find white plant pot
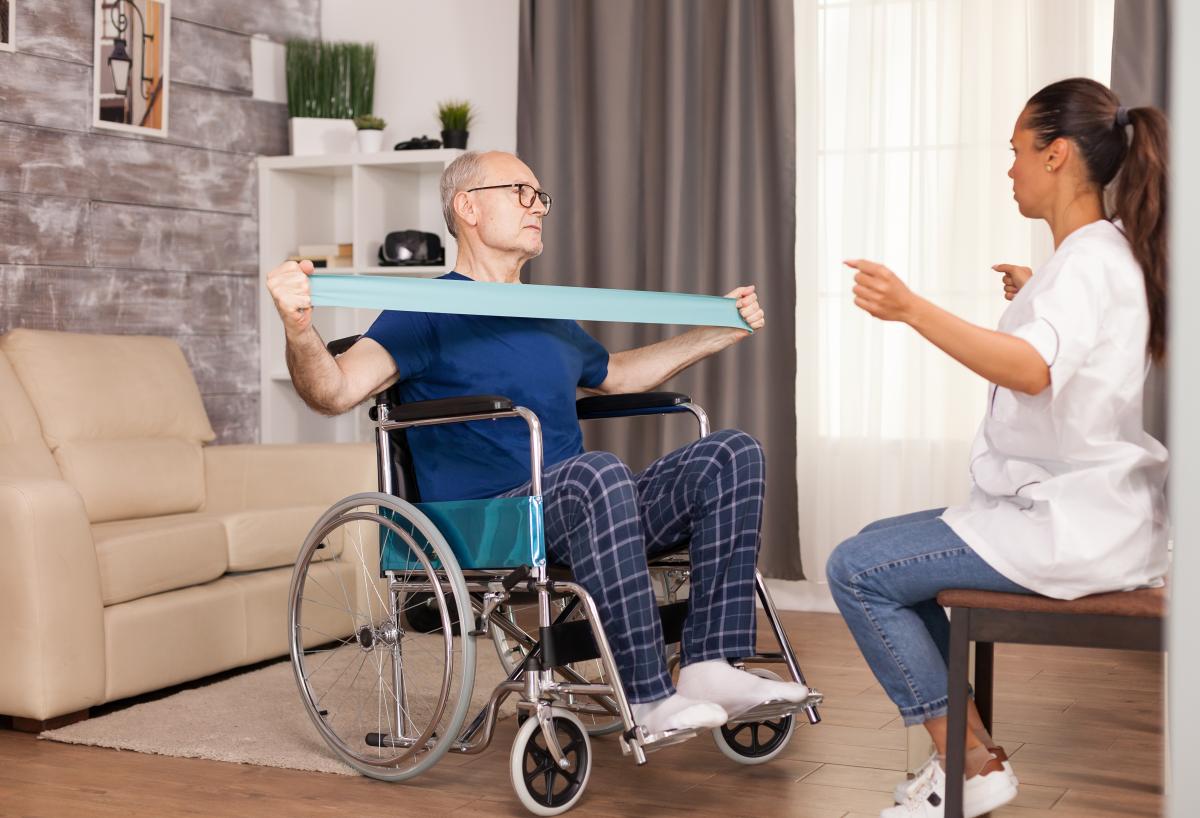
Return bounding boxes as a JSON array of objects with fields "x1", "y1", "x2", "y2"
[
  {"x1": 288, "y1": 117, "x2": 356, "y2": 156},
  {"x1": 356, "y1": 129, "x2": 385, "y2": 153}
]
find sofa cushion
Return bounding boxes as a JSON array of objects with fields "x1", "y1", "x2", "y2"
[
  {"x1": 58, "y1": 438, "x2": 207, "y2": 524},
  {"x1": 1, "y1": 329, "x2": 216, "y2": 522},
  {"x1": 92, "y1": 513, "x2": 228, "y2": 606},
  {"x1": 218, "y1": 505, "x2": 332, "y2": 571},
  {"x1": 0, "y1": 352, "x2": 61, "y2": 480}
]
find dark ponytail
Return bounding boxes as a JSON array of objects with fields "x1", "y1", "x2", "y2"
[{"x1": 1025, "y1": 78, "x2": 1169, "y2": 363}]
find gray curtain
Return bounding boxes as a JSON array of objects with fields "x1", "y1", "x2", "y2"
[
  {"x1": 517, "y1": 0, "x2": 802, "y2": 579},
  {"x1": 1111, "y1": 0, "x2": 1170, "y2": 445}
]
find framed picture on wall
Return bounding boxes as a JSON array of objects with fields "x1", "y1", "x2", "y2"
[
  {"x1": 1, "y1": 0, "x2": 15, "y2": 52},
  {"x1": 92, "y1": 0, "x2": 170, "y2": 136}
]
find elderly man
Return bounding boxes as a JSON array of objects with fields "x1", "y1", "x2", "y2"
[{"x1": 266, "y1": 150, "x2": 806, "y2": 734}]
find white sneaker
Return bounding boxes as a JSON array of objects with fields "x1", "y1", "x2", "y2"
[
  {"x1": 881, "y1": 759, "x2": 1018, "y2": 818},
  {"x1": 992, "y1": 746, "x2": 1019, "y2": 786},
  {"x1": 893, "y1": 752, "x2": 938, "y2": 804},
  {"x1": 893, "y1": 749, "x2": 1017, "y2": 803}
]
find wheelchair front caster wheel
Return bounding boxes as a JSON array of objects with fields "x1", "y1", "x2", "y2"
[
  {"x1": 510, "y1": 708, "x2": 592, "y2": 816},
  {"x1": 712, "y1": 669, "x2": 796, "y2": 765}
]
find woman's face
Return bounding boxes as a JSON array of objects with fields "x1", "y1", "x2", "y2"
[{"x1": 1007, "y1": 108, "x2": 1054, "y2": 219}]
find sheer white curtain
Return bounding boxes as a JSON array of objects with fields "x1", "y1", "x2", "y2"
[{"x1": 785, "y1": 0, "x2": 1114, "y2": 608}]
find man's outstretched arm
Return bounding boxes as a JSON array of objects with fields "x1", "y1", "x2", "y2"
[
  {"x1": 267, "y1": 259, "x2": 399, "y2": 415},
  {"x1": 588, "y1": 285, "x2": 765, "y2": 395}
]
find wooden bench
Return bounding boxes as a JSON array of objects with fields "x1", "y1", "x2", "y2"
[{"x1": 936, "y1": 584, "x2": 1167, "y2": 818}]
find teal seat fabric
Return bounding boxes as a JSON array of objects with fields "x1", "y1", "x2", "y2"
[{"x1": 379, "y1": 496, "x2": 546, "y2": 572}]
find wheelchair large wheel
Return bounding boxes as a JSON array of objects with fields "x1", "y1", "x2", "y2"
[
  {"x1": 509, "y1": 708, "x2": 592, "y2": 816},
  {"x1": 491, "y1": 599, "x2": 624, "y2": 736},
  {"x1": 711, "y1": 669, "x2": 796, "y2": 765},
  {"x1": 288, "y1": 492, "x2": 476, "y2": 781}
]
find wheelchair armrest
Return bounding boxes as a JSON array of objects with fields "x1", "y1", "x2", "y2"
[
  {"x1": 327, "y1": 335, "x2": 362, "y2": 356},
  {"x1": 369, "y1": 395, "x2": 515, "y2": 424},
  {"x1": 576, "y1": 392, "x2": 692, "y2": 420}
]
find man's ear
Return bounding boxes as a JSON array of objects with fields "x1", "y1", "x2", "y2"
[{"x1": 453, "y1": 190, "x2": 478, "y2": 231}]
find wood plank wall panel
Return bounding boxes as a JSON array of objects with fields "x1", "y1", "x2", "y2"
[
  {"x1": 203, "y1": 393, "x2": 260, "y2": 444},
  {"x1": 170, "y1": 85, "x2": 289, "y2": 156},
  {"x1": 0, "y1": 123, "x2": 255, "y2": 214},
  {"x1": 0, "y1": 53, "x2": 92, "y2": 131},
  {"x1": 13, "y1": 0, "x2": 93, "y2": 64},
  {"x1": 172, "y1": 21, "x2": 253, "y2": 95},
  {"x1": 89, "y1": 202, "x2": 259, "y2": 275},
  {"x1": 0, "y1": 194, "x2": 91, "y2": 266},
  {"x1": 173, "y1": 0, "x2": 319, "y2": 41},
  {"x1": 176, "y1": 333, "x2": 260, "y2": 396},
  {"x1": 0, "y1": 0, "x2": 318, "y2": 444},
  {"x1": 0, "y1": 266, "x2": 256, "y2": 336}
]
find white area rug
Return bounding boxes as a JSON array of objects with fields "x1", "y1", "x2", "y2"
[{"x1": 41, "y1": 638, "x2": 514, "y2": 776}]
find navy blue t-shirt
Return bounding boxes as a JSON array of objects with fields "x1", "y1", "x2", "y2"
[{"x1": 363, "y1": 272, "x2": 610, "y2": 501}]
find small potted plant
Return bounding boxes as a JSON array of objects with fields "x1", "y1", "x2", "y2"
[
  {"x1": 354, "y1": 114, "x2": 386, "y2": 152},
  {"x1": 437, "y1": 99, "x2": 474, "y2": 149}
]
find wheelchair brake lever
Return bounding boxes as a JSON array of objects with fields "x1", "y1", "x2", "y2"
[
  {"x1": 469, "y1": 566, "x2": 534, "y2": 636},
  {"x1": 467, "y1": 581, "x2": 510, "y2": 637}
]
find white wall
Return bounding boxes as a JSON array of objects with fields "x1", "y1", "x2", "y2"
[
  {"x1": 1169, "y1": 0, "x2": 1199, "y2": 812},
  {"x1": 321, "y1": 0, "x2": 520, "y2": 154}
]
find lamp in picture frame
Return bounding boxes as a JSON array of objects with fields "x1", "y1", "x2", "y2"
[
  {"x1": 102, "y1": 0, "x2": 154, "y2": 99},
  {"x1": 107, "y1": 35, "x2": 132, "y2": 95},
  {"x1": 92, "y1": 0, "x2": 170, "y2": 136}
]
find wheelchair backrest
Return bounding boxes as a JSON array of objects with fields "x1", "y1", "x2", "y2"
[
  {"x1": 381, "y1": 384, "x2": 422, "y2": 502},
  {"x1": 327, "y1": 335, "x2": 422, "y2": 503}
]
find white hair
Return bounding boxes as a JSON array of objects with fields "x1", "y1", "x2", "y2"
[{"x1": 440, "y1": 151, "x2": 489, "y2": 238}]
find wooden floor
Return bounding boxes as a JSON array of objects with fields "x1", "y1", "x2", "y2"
[{"x1": 0, "y1": 611, "x2": 1164, "y2": 818}]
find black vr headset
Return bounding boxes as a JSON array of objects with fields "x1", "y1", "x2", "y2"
[{"x1": 378, "y1": 230, "x2": 445, "y2": 266}]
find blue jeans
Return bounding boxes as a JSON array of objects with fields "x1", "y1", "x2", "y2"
[{"x1": 825, "y1": 508, "x2": 1032, "y2": 726}]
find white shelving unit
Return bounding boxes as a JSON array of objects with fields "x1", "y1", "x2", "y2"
[{"x1": 257, "y1": 149, "x2": 462, "y2": 444}]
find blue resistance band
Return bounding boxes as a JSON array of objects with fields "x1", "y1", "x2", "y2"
[{"x1": 309, "y1": 275, "x2": 752, "y2": 331}]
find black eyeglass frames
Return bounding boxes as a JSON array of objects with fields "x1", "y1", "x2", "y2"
[{"x1": 466, "y1": 183, "x2": 552, "y2": 214}]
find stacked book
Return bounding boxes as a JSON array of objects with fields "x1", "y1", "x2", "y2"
[{"x1": 289, "y1": 243, "x2": 352, "y2": 269}]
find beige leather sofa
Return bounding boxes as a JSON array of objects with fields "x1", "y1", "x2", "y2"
[{"x1": 0, "y1": 329, "x2": 373, "y2": 727}]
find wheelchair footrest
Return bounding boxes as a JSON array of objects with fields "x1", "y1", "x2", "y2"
[
  {"x1": 633, "y1": 724, "x2": 704, "y2": 754},
  {"x1": 725, "y1": 690, "x2": 824, "y2": 726}
]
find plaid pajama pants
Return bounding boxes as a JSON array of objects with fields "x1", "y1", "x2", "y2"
[{"x1": 500, "y1": 428, "x2": 766, "y2": 702}]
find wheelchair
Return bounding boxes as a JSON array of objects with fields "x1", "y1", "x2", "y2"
[{"x1": 287, "y1": 336, "x2": 823, "y2": 816}]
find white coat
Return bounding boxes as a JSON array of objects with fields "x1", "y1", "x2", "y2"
[{"x1": 942, "y1": 219, "x2": 1169, "y2": 600}]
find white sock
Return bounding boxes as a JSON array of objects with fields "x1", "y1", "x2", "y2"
[
  {"x1": 631, "y1": 693, "x2": 728, "y2": 734},
  {"x1": 675, "y1": 660, "x2": 809, "y2": 719}
]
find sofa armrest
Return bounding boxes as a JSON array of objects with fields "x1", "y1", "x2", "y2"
[
  {"x1": 0, "y1": 478, "x2": 106, "y2": 720},
  {"x1": 201, "y1": 443, "x2": 376, "y2": 514}
]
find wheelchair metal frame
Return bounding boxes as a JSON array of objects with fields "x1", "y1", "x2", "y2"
[
  {"x1": 290, "y1": 333, "x2": 824, "y2": 813},
  {"x1": 366, "y1": 392, "x2": 822, "y2": 767}
]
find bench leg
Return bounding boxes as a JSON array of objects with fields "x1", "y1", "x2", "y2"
[
  {"x1": 976, "y1": 640, "x2": 994, "y2": 735},
  {"x1": 946, "y1": 606, "x2": 971, "y2": 818}
]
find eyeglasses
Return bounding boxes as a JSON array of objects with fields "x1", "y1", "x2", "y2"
[{"x1": 466, "y1": 183, "x2": 553, "y2": 214}]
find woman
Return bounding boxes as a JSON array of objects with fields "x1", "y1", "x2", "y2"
[{"x1": 827, "y1": 77, "x2": 1169, "y2": 818}]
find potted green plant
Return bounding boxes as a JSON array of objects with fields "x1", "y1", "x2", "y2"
[
  {"x1": 354, "y1": 114, "x2": 386, "y2": 152},
  {"x1": 437, "y1": 99, "x2": 474, "y2": 150},
  {"x1": 285, "y1": 40, "x2": 376, "y2": 155}
]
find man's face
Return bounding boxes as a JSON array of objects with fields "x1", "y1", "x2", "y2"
[{"x1": 466, "y1": 154, "x2": 548, "y2": 259}]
